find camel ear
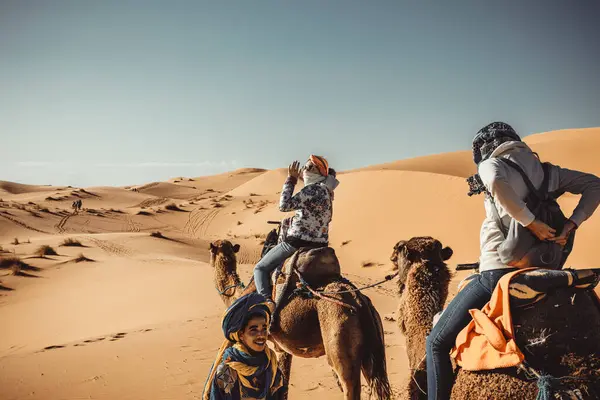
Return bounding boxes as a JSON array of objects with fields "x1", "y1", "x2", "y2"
[
  {"x1": 441, "y1": 246, "x2": 453, "y2": 261},
  {"x1": 233, "y1": 244, "x2": 240, "y2": 253}
]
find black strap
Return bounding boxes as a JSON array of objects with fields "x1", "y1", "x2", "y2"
[
  {"x1": 499, "y1": 158, "x2": 544, "y2": 201},
  {"x1": 488, "y1": 158, "x2": 549, "y2": 235},
  {"x1": 489, "y1": 196, "x2": 507, "y2": 236}
]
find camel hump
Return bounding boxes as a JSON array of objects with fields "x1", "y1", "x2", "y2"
[{"x1": 294, "y1": 247, "x2": 341, "y2": 285}]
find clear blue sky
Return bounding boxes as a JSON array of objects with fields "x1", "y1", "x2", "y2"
[{"x1": 1, "y1": 1, "x2": 599, "y2": 186}]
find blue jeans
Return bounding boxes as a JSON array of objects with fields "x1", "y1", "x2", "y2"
[
  {"x1": 425, "y1": 268, "x2": 515, "y2": 400},
  {"x1": 254, "y1": 241, "x2": 297, "y2": 298}
]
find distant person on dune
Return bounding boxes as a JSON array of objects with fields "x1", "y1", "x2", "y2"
[
  {"x1": 253, "y1": 155, "x2": 339, "y2": 312},
  {"x1": 203, "y1": 293, "x2": 287, "y2": 400},
  {"x1": 425, "y1": 121, "x2": 600, "y2": 400}
]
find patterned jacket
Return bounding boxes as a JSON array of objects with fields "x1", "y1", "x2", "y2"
[
  {"x1": 211, "y1": 363, "x2": 286, "y2": 400},
  {"x1": 279, "y1": 177, "x2": 332, "y2": 244}
]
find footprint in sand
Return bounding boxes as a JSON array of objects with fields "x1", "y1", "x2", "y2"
[
  {"x1": 110, "y1": 332, "x2": 127, "y2": 341},
  {"x1": 43, "y1": 345, "x2": 65, "y2": 351},
  {"x1": 84, "y1": 337, "x2": 106, "y2": 343}
]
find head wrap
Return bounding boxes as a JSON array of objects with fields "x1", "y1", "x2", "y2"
[
  {"x1": 309, "y1": 155, "x2": 329, "y2": 177},
  {"x1": 222, "y1": 293, "x2": 271, "y2": 342},
  {"x1": 203, "y1": 293, "x2": 278, "y2": 399},
  {"x1": 467, "y1": 122, "x2": 521, "y2": 196},
  {"x1": 472, "y1": 122, "x2": 521, "y2": 165}
]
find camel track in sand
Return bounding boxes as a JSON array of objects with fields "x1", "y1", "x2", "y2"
[
  {"x1": 126, "y1": 215, "x2": 141, "y2": 233},
  {"x1": 184, "y1": 208, "x2": 220, "y2": 238},
  {"x1": 55, "y1": 213, "x2": 73, "y2": 233},
  {"x1": 0, "y1": 212, "x2": 51, "y2": 234},
  {"x1": 236, "y1": 246, "x2": 262, "y2": 265},
  {"x1": 85, "y1": 236, "x2": 132, "y2": 257},
  {"x1": 134, "y1": 197, "x2": 169, "y2": 209}
]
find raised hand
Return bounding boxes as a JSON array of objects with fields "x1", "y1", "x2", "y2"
[{"x1": 288, "y1": 161, "x2": 301, "y2": 179}]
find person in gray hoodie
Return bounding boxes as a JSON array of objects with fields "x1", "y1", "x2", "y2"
[{"x1": 425, "y1": 122, "x2": 600, "y2": 400}]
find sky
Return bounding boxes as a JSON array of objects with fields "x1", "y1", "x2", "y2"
[{"x1": 1, "y1": 0, "x2": 599, "y2": 187}]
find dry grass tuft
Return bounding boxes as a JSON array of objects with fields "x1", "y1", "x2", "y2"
[
  {"x1": 35, "y1": 245, "x2": 58, "y2": 257},
  {"x1": 0, "y1": 256, "x2": 32, "y2": 275},
  {"x1": 165, "y1": 203, "x2": 184, "y2": 212},
  {"x1": 74, "y1": 253, "x2": 94, "y2": 263},
  {"x1": 60, "y1": 238, "x2": 83, "y2": 247},
  {"x1": 150, "y1": 231, "x2": 165, "y2": 238}
]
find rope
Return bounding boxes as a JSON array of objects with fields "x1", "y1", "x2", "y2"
[
  {"x1": 311, "y1": 272, "x2": 399, "y2": 295},
  {"x1": 517, "y1": 362, "x2": 584, "y2": 400},
  {"x1": 216, "y1": 274, "x2": 245, "y2": 297},
  {"x1": 293, "y1": 269, "x2": 357, "y2": 313},
  {"x1": 411, "y1": 354, "x2": 427, "y2": 396},
  {"x1": 536, "y1": 374, "x2": 561, "y2": 400}
]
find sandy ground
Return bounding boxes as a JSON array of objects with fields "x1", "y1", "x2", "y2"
[{"x1": 1, "y1": 128, "x2": 600, "y2": 399}]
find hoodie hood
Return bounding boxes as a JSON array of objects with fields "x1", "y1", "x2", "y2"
[{"x1": 488, "y1": 140, "x2": 531, "y2": 159}]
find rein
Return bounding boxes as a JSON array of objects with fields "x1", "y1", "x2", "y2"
[
  {"x1": 292, "y1": 267, "x2": 399, "y2": 313},
  {"x1": 216, "y1": 273, "x2": 245, "y2": 297}
]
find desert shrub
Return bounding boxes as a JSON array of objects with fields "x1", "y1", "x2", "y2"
[
  {"x1": 35, "y1": 245, "x2": 58, "y2": 257},
  {"x1": 74, "y1": 253, "x2": 94, "y2": 263},
  {"x1": 0, "y1": 257, "x2": 29, "y2": 275},
  {"x1": 165, "y1": 203, "x2": 183, "y2": 212},
  {"x1": 60, "y1": 238, "x2": 83, "y2": 247}
]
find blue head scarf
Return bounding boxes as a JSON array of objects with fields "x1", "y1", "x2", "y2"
[
  {"x1": 221, "y1": 293, "x2": 271, "y2": 342},
  {"x1": 203, "y1": 294, "x2": 283, "y2": 400}
]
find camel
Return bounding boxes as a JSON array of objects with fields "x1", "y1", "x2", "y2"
[
  {"x1": 390, "y1": 237, "x2": 453, "y2": 399},
  {"x1": 210, "y1": 239, "x2": 392, "y2": 400},
  {"x1": 391, "y1": 236, "x2": 600, "y2": 400}
]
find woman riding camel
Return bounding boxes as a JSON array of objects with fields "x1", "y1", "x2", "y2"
[
  {"x1": 253, "y1": 155, "x2": 339, "y2": 311},
  {"x1": 203, "y1": 293, "x2": 287, "y2": 400},
  {"x1": 425, "y1": 121, "x2": 600, "y2": 400}
]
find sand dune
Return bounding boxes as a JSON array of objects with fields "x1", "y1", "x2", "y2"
[
  {"x1": 0, "y1": 181, "x2": 66, "y2": 195},
  {"x1": 1, "y1": 127, "x2": 600, "y2": 399},
  {"x1": 348, "y1": 150, "x2": 476, "y2": 178}
]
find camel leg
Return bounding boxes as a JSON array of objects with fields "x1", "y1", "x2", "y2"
[
  {"x1": 276, "y1": 349, "x2": 293, "y2": 400},
  {"x1": 320, "y1": 314, "x2": 362, "y2": 400}
]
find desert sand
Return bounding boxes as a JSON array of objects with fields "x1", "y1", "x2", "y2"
[{"x1": 1, "y1": 127, "x2": 599, "y2": 400}]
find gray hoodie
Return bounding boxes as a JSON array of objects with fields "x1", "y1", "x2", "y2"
[{"x1": 478, "y1": 141, "x2": 600, "y2": 271}]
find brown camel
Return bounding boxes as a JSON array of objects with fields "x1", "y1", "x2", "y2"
[
  {"x1": 210, "y1": 239, "x2": 391, "y2": 400},
  {"x1": 391, "y1": 236, "x2": 600, "y2": 400},
  {"x1": 390, "y1": 237, "x2": 453, "y2": 399}
]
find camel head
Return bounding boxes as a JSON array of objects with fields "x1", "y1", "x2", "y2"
[
  {"x1": 390, "y1": 236, "x2": 453, "y2": 295},
  {"x1": 209, "y1": 239, "x2": 240, "y2": 272}
]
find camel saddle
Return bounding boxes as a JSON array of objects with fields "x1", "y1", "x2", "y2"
[{"x1": 270, "y1": 247, "x2": 341, "y2": 324}]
